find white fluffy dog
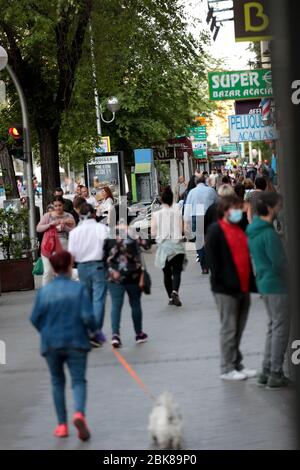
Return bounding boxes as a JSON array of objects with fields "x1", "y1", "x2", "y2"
[{"x1": 148, "y1": 392, "x2": 184, "y2": 449}]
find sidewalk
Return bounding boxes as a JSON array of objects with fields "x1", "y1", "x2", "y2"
[{"x1": 0, "y1": 249, "x2": 296, "y2": 450}]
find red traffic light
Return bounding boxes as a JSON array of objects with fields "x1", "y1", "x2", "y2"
[{"x1": 9, "y1": 126, "x2": 22, "y2": 140}]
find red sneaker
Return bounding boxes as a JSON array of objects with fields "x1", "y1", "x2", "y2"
[
  {"x1": 73, "y1": 412, "x2": 91, "y2": 441},
  {"x1": 53, "y1": 424, "x2": 69, "y2": 438}
]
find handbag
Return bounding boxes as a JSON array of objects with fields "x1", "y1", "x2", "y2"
[
  {"x1": 41, "y1": 227, "x2": 63, "y2": 258},
  {"x1": 32, "y1": 257, "x2": 44, "y2": 275},
  {"x1": 139, "y1": 255, "x2": 152, "y2": 295}
]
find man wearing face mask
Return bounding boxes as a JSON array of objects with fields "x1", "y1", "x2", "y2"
[{"x1": 206, "y1": 195, "x2": 257, "y2": 381}]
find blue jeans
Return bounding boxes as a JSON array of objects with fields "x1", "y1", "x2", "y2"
[
  {"x1": 45, "y1": 349, "x2": 88, "y2": 424},
  {"x1": 77, "y1": 261, "x2": 107, "y2": 330},
  {"x1": 108, "y1": 283, "x2": 143, "y2": 335}
]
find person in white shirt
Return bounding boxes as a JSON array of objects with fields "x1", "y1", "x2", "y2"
[
  {"x1": 151, "y1": 187, "x2": 186, "y2": 307},
  {"x1": 96, "y1": 186, "x2": 115, "y2": 225},
  {"x1": 184, "y1": 175, "x2": 218, "y2": 274},
  {"x1": 81, "y1": 186, "x2": 97, "y2": 208},
  {"x1": 208, "y1": 169, "x2": 218, "y2": 189},
  {"x1": 68, "y1": 203, "x2": 109, "y2": 347}
]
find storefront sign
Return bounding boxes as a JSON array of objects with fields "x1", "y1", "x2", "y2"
[
  {"x1": 235, "y1": 99, "x2": 261, "y2": 115},
  {"x1": 221, "y1": 143, "x2": 240, "y2": 153},
  {"x1": 229, "y1": 114, "x2": 277, "y2": 142},
  {"x1": 208, "y1": 69, "x2": 273, "y2": 101},
  {"x1": 233, "y1": 0, "x2": 272, "y2": 42},
  {"x1": 188, "y1": 126, "x2": 207, "y2": 141},
  {"x1": 95, "y1": 136, "x2": 111, "y2": 154},
  {"x1": 192, "y1": 141, "x2": 207, "y2": 159}
]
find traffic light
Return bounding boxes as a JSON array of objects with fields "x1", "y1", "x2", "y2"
[{"x1": 8, "y1": 126, "x2": 26, "y2": 161}]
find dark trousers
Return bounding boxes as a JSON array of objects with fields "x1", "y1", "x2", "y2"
[
  {"x1": 197, "y1": 247, "x2": 208, "y2": 271},
  {"x1": 45, "y1": 349, "x2": 88, "y2": 424},
  {"x1": 163, "y1": 254, "x2": 185, "y2": 298}
]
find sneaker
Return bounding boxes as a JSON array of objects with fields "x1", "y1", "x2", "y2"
[
  {"x1": 240, "y1": 368, "x2": 257, "y2": 379},
  {"x1": 136, "y1": 332, "x2": 148, "y2": 344},
  {"x1": 73, "y1": 412, "x2": 90, "y2": 441},
  {"x1": 168, "y1": 298, "x2": 174, "y2": 305},
  {"x1": 96, "y1": 330, "x2": 106, "y2": 344},
  {"x1": 111, "y1": 334, "x2": 122, "y2": 348},
  {"x1": 54, "y1": 423, "x2": 69, "y2": 438},
  {"x1": 171, "y1": 291, "x2": 182, "y2": 307},
  {"x1": 89, "y1": 335, "x2": 103, "y2": 348},
  {"x1": 257, "y1": 371, "x2": 270, "y2": 387},
  {"x1": 220, "y1": 370, "x2": 247, "y2": 381},
  {"x1": 266, "y1": 373, "x2": 291, "y2": 390}
]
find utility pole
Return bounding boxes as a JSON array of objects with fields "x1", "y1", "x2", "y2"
[
  {"x1": 6, "y1": 65, "x2": 36, "y2": 255},
  {"x1": 89, "y1": 24, "x2": 102, "y2": 137},
  {"x1": 0, "y1": 46, "x2": 36, "y2": 257}
]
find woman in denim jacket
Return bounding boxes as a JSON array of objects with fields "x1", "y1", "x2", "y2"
[{"x1": 31, "y1": 251, "x2": 96, "y2": 441}]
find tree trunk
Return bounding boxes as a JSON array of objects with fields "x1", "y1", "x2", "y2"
[
  {"x1": 37, "y1": 127, "x2": 61, "y2": 211},
  {"x1": 0, "y1": 143, "x2": 19, "y2": 200}
]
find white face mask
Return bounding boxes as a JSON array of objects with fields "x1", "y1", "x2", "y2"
[{"x1": 228, "y1": 208, "x2": 243, "y2": 224}]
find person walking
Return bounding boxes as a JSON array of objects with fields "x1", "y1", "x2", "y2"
[
  {"x1": 30, "y1": 251, "x2": 96, "y2": 441},
  {"x1": 68, "y1": 203, "x2": 109, "y2": 347},
  {"x1": 245, "y1": 176, "x2": 267, "y2": 223},
  {"x1": 174, "y1": 176, "x2": 187, "y2": 203},
  {"x1": 81, "y1": 186, "x2": 97, "y2": 208},
  {"x1": 204, "y1": 184, "x2": 235, "y2": 236},
  {"x1": 37, "y1": 196, "x2": 75, "y2": 286},
  {"x1": 103, "y1": 222, "x2": 150, "y2": 348},
  {"x1": 206, "y1": 195, "x2": 257, "y2": 381},
  {"x1": 246, "y1": 192, "x2": 290, "y2": 389},
  {"x1": 151, "y1": 187, "x2": 186, "y2": 307},
  {"x1": 181, "y1": 175, "x2": 197, "y2": 241},
  {"x1": 184, "y1": 175, "x2": 218, "y2": 273},
  {"x1": 96, "y1": 186, "x2": 115, "y2": 225},
  {"x1": 73, "y1": 196, "x2": 86, "y2": 225},
  {"x1": 53, "y1": 187, "x2": 74, "y2": 214}
]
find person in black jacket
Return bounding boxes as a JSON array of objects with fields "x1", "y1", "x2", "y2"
[
  {"x1": 103, "y1": 223, "x2": 151, "y2": 348},
  {"x1": 206, "y1": 195, "x2": 257, "y2": 381}
]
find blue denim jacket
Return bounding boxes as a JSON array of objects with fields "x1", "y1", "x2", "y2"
[{"x1": 31, "y1": 276, "x2": 97, "y2": 355}]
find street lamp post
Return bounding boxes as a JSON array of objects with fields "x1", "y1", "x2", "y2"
[
  {"x1": 0, "y1": 46, "x2": 36, "y2": 257},
  {"x1": 100, "y1": 96, "x2": 120, "y2": 124}
]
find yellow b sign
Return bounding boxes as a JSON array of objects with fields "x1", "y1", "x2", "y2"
[{"x1": 233, "y1": 0, "x2": 272, "y2": 42}]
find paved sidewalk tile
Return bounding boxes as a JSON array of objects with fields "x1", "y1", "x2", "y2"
[{"x1": 0, "y1": 250, "x2": 296, "y2": 449}]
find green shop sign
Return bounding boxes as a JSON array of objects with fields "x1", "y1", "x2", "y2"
[
  {"x1": 187, "y1": 125, "x2": 207, "y2": 141},
  {"x1": 208, "y1": 69, "x2": 273, "y2": 101}
]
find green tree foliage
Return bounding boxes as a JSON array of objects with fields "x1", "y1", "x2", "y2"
[
  {"x1": 0, "y1": 0, "x2": 93, "y2": 205},
  {"x1": 0, "y1": 0, "x2": 214, "y2": 205},
  {"x1": 0, "y1": 207, "x2": 30, "y2": 259},
  {"x1": 62, "y1": 0, "x2": 215, "y2": 168}
]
